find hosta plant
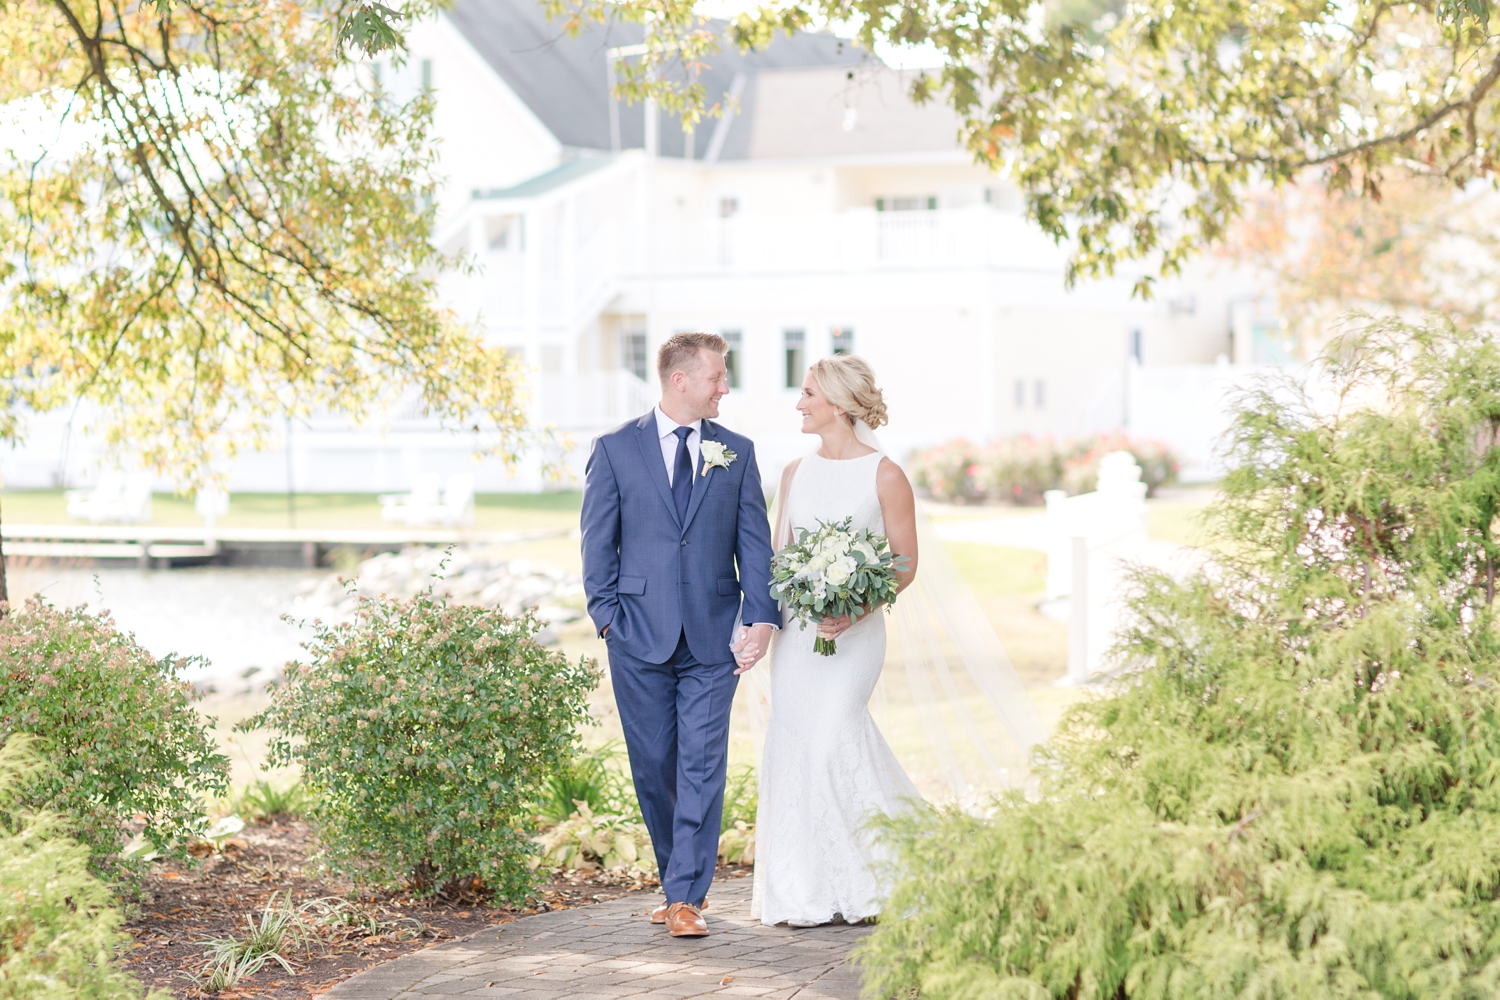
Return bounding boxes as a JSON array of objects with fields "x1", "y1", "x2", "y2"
[
  {"x1": 533, "y1": 801, "x2": 655, "y2": 879},
  {"x1": 0, "y1": 599, "x2": 228, "y2": 870},
  {"x1": 248, "y1": 594, "x2": 596, "y2": 901},
  {"x1": 717, "y1": 821, "x2": 755, "y2": 865},
  {"x1": 861, "y1": 322, "x2": 1500, "y2": 998}
]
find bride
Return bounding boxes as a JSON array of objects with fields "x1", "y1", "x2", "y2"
[{"x1": 743, "y1": 354, "x2": 923, "y2": 927}]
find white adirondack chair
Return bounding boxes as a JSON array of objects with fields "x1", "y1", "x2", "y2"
[
  {"x1": 380, "y1": 473, "x2": 443, "y2": 525},
  {"x1": 437, "y1": 473, "x2": 475, "y2": 526},
  {"x1": 65, "y1": 472, "x2": 153, "y2": 523},
  {"x1": 380, "y1": 473, "x2": 475, "y2": 526}
]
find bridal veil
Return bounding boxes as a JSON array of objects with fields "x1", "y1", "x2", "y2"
[{"x1": 742, "y1": 419, "x2": 1047, "y2": 806}]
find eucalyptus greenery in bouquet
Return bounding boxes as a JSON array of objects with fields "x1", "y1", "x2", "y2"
[{"x1": 770, "y1": 516, "x2": 908, "y2": 655}]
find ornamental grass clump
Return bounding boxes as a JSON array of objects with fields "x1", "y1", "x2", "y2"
[
  {"x1": 248, "y1": 593, "x2": 596, "y2": 901},
  {"x1": 861, "y1": 321, "x2": 1500, "y2": 998},
  {"x1": 0, "y1": 734, "x2": 166, "y2": 999},
  {"x1": 0, "y1": 599, "x2": 228, "y2": 871}
]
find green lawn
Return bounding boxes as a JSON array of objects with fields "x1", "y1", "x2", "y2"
[
  {"x1": 0, "y1": 489, "x2": 583, "y2": 533},
  {"x1": 1148, "y1": 499, "x2": 1213, "y2": 547}
]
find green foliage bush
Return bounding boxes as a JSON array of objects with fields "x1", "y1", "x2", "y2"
[
  {"x1": 533, "y1": 742, "x2": 637, "y2": 827},
  {"x1": 862, "y1": 323, "x2": 1500, "y2": 998},
  {"x1": 721, "y1": 763, "x2": 757, "y2": 832},
  {"x1": 0, "y1": 734, "x2": 166, "y2": 999},
  {"x1": 0, "y1": 599, "x2": 228, "y2": 869},
  {"x1": 249, "y1": 594, "x2": 597, "y2": 901},
  {"x1": 909, "y1": 433, "x2": 1180, "y2": 504},
  {"x1": 237, "y1": 780, "x2": 310, "y2": 822}
]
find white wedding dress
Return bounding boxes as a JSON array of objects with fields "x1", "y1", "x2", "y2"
[{"x1": 751, "y1": 450, "x2": 922, "y2": 926}]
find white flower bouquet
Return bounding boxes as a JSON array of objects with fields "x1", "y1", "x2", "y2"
[{"x1": 769, "y1": 516, "x2": 908, "y2": 655}]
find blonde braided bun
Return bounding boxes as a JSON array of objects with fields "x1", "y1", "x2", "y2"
[{"x1": 809, "y1": 355, "x2": 888, "y2": 430}]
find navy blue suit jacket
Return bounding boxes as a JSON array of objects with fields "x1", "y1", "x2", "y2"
[{"x1": 581, "y1": 412, "x2": 779, "y2": 666}]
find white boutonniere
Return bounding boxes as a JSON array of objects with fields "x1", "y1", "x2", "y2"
[{"x1": 700, "y1": 440, "x2": 737, "y2": 476}]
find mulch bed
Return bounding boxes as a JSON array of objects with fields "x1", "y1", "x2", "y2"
[{"x1": 124, "y1": 817, "x2": 751, "y2": 999}]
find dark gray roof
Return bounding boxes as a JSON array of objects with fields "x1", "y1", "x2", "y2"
[{"x1": 445, "y1": 0, "x2": 866, "y2": 158}]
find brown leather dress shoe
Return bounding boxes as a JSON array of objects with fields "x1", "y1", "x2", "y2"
[
  {"x1": 664, "y1": 901, "x2": 709, "y2": 937},
  {"x1": 651, "y1": 902, "x2": 669, "y2": 924}
]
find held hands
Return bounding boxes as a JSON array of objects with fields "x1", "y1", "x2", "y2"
[{"x1": 732, "y1": 622, "x2": 774, "y2": 674}]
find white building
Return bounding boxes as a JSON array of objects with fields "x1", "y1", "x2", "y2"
[
  {"x1": 412, "y1": 0, "x2": 1267, "y2": 482},
  {"x1": 1, "y1": 0, "x2": 1272, "y2": 494}
]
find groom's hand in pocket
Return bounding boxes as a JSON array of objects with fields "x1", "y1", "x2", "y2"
[{"x1": 732, "y1": 623, "x2": 774, "y2": 674}]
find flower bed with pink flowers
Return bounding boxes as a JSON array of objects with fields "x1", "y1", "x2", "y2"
[{"x1": 908, "y1": 433, "x2": 1180, "y2": 504}]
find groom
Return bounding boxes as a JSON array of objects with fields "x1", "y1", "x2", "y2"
[{"x1": 580, "y1": 332, "x2": 779, "y2": 938}]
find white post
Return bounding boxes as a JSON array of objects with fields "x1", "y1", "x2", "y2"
[
  {"x1": 1068, "y1": 535, "x2": 1090, "y2": 684},
  {"x1": 1060, "y1": 452, "x2": 1149, "y2": 684},
  {"x1": 606, "y1": 51, "x2": 620, "y2": 154},
  {"x1": 1044, "y1": 488, "x2": 1070, "y2": 602}
]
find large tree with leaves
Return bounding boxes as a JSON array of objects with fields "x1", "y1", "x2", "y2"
[
  {"x1": 0, "y1": 0, "x2": 529, "y2": 601},
  {"x1": 355, "y1": 0, "x2": 1500, "y2": 294},
  {"x1": 1222, "y1": 176, "x2": 1500, "y2": 351}
]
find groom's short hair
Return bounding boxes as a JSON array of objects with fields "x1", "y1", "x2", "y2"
[{"x1": 657, "y1": 332, "x2": 728, "y2": 386}]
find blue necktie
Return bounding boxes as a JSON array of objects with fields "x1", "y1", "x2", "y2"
[{"x1": 672, "y1": 425, "x2": 693, "y2": 522}]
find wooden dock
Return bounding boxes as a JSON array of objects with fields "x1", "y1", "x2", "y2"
[{"x1": 0, "y1": 524, "x2": 570, "y2": 568}]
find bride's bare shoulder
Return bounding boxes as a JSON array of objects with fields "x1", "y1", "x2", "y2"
[
  {"x1": 876, "y1": 457, "x2": 914, "y2": 504},
  {"x1": 876, "y1": 456, "x2": 911, "y2": 489}
]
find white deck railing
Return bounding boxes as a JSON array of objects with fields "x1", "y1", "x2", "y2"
[
  {"x1": 462, "y1": 207, "x2": 1068, "y2": 331},
  {"x1": 648, "y1": 209, "x2": 1062, "y2": 275}
]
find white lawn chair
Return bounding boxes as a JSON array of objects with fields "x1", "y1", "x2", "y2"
[
  {"x1": 195, "y1": 488, "x2": 230, "y2": 534},
  {"x1": 65, "y1": 472, "x2": 153, "y2": 523},
  {"x1": 380, "y1": 473, "x2": 443, "y2": 525},
  {"x1": 437, "y1": 473, "x2": 475, "y2": 526}
]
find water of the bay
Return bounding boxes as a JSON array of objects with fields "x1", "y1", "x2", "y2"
[{"x1": 9, "y1": 563, "x2": 321, "y2": 690}]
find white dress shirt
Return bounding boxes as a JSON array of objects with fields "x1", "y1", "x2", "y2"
[
  {"x1": 651, "y1": 406, "x2": 775, "y2": 633},
  {"x1": 654, "y1": 406, "x2": 701, "y2": 486}
]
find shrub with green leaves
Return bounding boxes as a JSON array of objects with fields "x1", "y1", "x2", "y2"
[
  {"x1": 862, "y1": 322, "x2": 1500, "y2": 998},
  {"x1": 533, "y1": 742, "x2": 637, "y2": 828},
  {"x1": 0, "y1": 734, "x2": 167, "y2": 999},
  {"x1": 720, "y1": 763, "x2": 757, "y2": 832},
  {"x1": 0, "y1": 599, "x2": 228, "y2": 869},
  {"x1": 249, "y1": 594, "x2": 597, "y2": 900}
]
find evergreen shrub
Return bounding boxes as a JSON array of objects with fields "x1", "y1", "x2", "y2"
[
  {"x1": 0, "y1": 599, "x2": 228, "y2": 870},
  {"x1": 863, "y1": 322, "x2": 1500, "y2": 998},
  {"x1": 249, "y1": 593, "x2": 597, "y2": 901},
  {"x1": 0, "y1": 734, "x2": 167, "y2": 999}
]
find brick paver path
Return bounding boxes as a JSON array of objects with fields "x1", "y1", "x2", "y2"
[{"x1": 326, "y1": 876, "x2": 870, "y2": 999}]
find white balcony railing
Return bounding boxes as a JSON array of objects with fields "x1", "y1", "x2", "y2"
[
  {"x1": 458, "y1": 205, "x2": 1067, "y2": 335},
  {"x1": 647, "y1": 209, "x2": 1063, "y2": 275}
]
